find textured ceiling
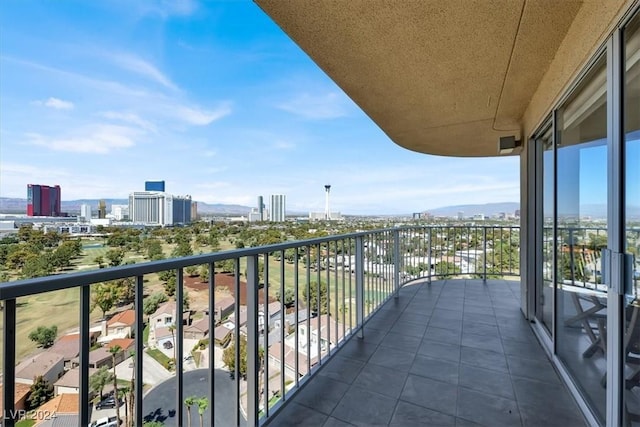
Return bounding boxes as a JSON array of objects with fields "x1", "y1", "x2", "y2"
[{"x1": 255, "y1": 0, "x2": 583, "y2": 157}]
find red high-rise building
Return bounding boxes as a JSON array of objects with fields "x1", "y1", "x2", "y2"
[{"x1": 27, "y1": 184, "x2": 61, "y2": 216}]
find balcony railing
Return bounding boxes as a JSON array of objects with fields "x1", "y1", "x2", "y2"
[{"x1": 0, "y1": 225, "x2": 520, "y2": 427}]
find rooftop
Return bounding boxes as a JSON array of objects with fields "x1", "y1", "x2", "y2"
[
  {"x1": 15, "y1": 352, "x2": 64, "y2": 381},
  {"x1": 107, "y1": 309, "x2": 136, "y2": 327}
]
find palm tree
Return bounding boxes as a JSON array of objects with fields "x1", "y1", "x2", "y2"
[
  {"x1": 118, "y1": 386, "x2": 129, "y2": 427},
  {"x1": 184, "y1": 395, "x2": 197, "y2": 427},
  {"x1": 197, "y1": 397, "x2": 209, "y2": 427},
  {"x1": 109, "y1": 344, "x2": 123, "y2": 424},
  {"x1": 168, "y1": 324, "x2": 176, "y2": 364},
  {"x1": 128, "y1": 350, "x2": 135, "y2": 427},
  {"x1": 89, "y1": 366, "x2": 113, "y2": 400}
]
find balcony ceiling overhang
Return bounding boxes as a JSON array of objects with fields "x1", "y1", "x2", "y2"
[{"x1": 255, "y1": 0, "x2": 583, "y2": 157}]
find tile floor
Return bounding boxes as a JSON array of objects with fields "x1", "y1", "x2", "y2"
[{"x1": 267, "y1": 279, "x2": 587, "y2": 427}]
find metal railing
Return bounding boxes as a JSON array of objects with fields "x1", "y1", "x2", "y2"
[{"x1": 0, "y1": 225, "x2": 520, "y2": 426}]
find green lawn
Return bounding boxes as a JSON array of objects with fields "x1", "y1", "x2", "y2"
[
  {"x1": 146, "y1": 348, "x2": 173, "y2": 370},
  {"x1": 16, "y1": 420, "x2": 35, "y2": 427}
]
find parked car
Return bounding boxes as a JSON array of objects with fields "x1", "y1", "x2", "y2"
[
  {"x1": 89, "y1": 416, "x2": 119, "y2": 427},
  {"x1": 95, "y1": 396, "x2": 121, "y2": 410}
]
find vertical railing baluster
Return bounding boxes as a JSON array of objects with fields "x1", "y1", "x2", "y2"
[
  {"x1": 294, "y1": 248, "x2": 300, "y2": 388},
  {"x1": 264, "y1": 254, "x2": 270, "y2": 418},
  {"x1": 281, "y1": 251, "x2": 287, "y2": 400},
  {"x1": 135, "y1": 275, "x2": 144, "y2": 427},
  {"x1": 334, "y1": 241, "x2": 339, "y2": 349},
  {"x1": 326, "y1": 243, "x2": 331, "y2": 358},
  {"x1": 306, "y1": 246, "x2": 311, "y2": 378},
  {"x1": 355, "y1": 236, "x2": 364, "y2": 338},
  {"x1": 176, "y1": 268, "x2": 184, "y2": 427},
  {"x1": 3, "y1": 298, "x2": 16, "y2": 427},
  {"x1": 209, "y1": 262, "x2": 216, "y2": 425},
  {"x1": 316, "y1": 244, "x2": 322, "y2": 366},
  {"x1": 246, "y1": 255, "x2": 260, "y2": 426},
  {"x1": 234, "y1": 259, "x2": 241, "y2": 427},
  {"x1": 428, "y1": 228, "x2": 432, "y2": 284},
  {"x1": 394, "y1": 229, "x2": 400, "y2": 298},
  {"x1": 483, "y1": 227, "x2": 487, "y2": 282},
  {"x1": 80, "y1": 286, "x2": 90, "y2": 427},
  {"x1": 348, "y1": 239, "x2": 353, "y2": 334}
]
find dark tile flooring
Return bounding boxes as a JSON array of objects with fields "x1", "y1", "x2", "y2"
[{"x1": 267, "y1": 279, "x2": 587, "y2": 427}]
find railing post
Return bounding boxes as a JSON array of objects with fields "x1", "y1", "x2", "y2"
[
  {"x1": 135, "y1": 276, "x2": 144, "y2": 427},
  {"x1": 569, "y1": 228, "x2": 576, "y2": 286},
  {"x1": 79, "y1": 286, "x2": 90, "y2": 427},
  {"x1": 246, "y1": 255, "x2": 260, "y2": 425},
  {"x1": 393, "y1": 229, "x2": 400, "y2": 298},
  {"x1": 483, "y1": 227, "x2": 487, "y2": 283},
  {"x1": 3, "y1": 298, "x2": 16, "y2": 427},
  {"x1": 355, "y1": 236, "x2": 365, "y2": 338},
  {"x1": 175, "y1": 268, "x2": 184, "y2": 427},
  {"x1": 427, "y1": 228, "x2": 432, "y2": 284}
]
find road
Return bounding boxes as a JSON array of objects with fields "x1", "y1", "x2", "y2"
[{"x1": 142, "y1": 369, "x2": 240, "y2": 426}]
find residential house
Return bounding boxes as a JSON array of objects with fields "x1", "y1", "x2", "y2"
[
  {"x1": 269, "y1": 315, "x2": 344, "y2": 380},
  {"x1": 0, "y1": 383, "x2": 31, "y2": 418},
  {"x1": 98, "y1": 309, "x2": 136, "y2": 343},
  {"x1": 258, "y1": 301, "x2": 281, "y2": 333},
  {"x1": 148, "y1": 302, "x2": 191, "y2": 348},
  {"x1": 34, "y1": 394, "x2": 79, "y2": 426},
  {"x1": 213, "y1": 324, "x2": 233, "y2": 347},
  {"x1": 213, "y1": 296, "x2": 235, "y2": 322},
  {"x1": 48, "y1": 331, "x2": 100, "y2": 369},
  {"x1": 71, "y1": 344, "x2": 127, "y2": 369},
  {"x1": 15, "y1": 352, "x2": 65, "y2": 386},
  {"x1": 53, "y1": 367, "x2": 98, "y2": 395},
  {"x1": 184, "y1": 316, "x2": 210, "y2": 340}
]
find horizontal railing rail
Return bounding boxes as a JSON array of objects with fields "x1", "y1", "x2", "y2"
[{"x1": 0, "y1": 225, "x2": 523, "y2": 427}]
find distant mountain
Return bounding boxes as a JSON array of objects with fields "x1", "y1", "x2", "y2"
[
  {"x1": 426, "y1": 202, "x2": 519, "y2": 218},
  {"x1": 0, "y1": 197, "x2": 252, "y2": 216}
]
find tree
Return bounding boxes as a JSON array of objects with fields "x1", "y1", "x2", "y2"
[
  {"x1": 92, "y1": 283, "x2": 118, "y2": 319},
  {"x1": 27, "y1": 376, "x2": 54, "y2": 409},
  {"x1": 143, "y1": 422, "x2": 164, "y2": 427},
  {"x1": 143, "y1": 292, "x2": 168, "y2": 316},
  {"x1": 95, "y1": 255, "x2": 105, "y2": 269},
  {"x1": 303, "y1": 281, "x2": 329, "y2": 315},
  {"x1": 28, "y1": 325, "x2": 57, "y2": 348},
  {"x1": 164, "y1": 276, "x2": 176, "y2": 297},
  {"x1": 215, "y1": 259, "x2": 235, "y2": 273},
  {"x1": 90, "y1": 366, "x2": 113, "y2": 400},
  {"x1": 168, "y1": 324, "x2": 177, "y2": 363},
  {"x1": 184, "y1": 396, "x2": 197, "y2": 427},
  {"x1": 222, "y1": 336, "x2": 247, "y2": 378},
  {"x1": 184, "y1": 292, "x2": 191, "y2": 311},
  {"x1": 199, "y1": 264, "x2": 210, "y2": 282},
  {"x1": 197, "y1": 397, "x2": 209, "y2": 427},
  {"x1": 106, "y1": 248, "x2": 125, "y2": 267},
  {"x1": 275, "y1": 288, "x2": 295, "y2": 307},
  {"x1": 145, "y1": 239, "x2": 163, "y2": 260},
  {"x1": 172, "y1": 241, "x2": 193, "y2": 258},
  {"x1": 127, "y1": 350, "x2": 136, "y2": 427},
  {"x1": 109, "y1": 345, "x2": 122, "y2": 424},
  {"x1": 185, "y1": 265, "x2": 198, "y2": 277}
]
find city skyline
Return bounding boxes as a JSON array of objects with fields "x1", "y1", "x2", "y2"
[{"x1": 0, "y1": 0, "x2": 520, "y2": 215}]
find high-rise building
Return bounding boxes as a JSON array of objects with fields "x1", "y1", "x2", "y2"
[
  {"x1": 145, "y1": 181, "x2": 166, "y2": 192},
  {"x1": 27, "y1": 184, "x2": 61, "y2": 217},
  {"x1": 80, "y1": 204, "x2": 92, "y2": 221},
  {"x1": 270, "y1": 194, "x2": 286, "y2": 222},
  {"x1": 191, "y1": 202, "x2": 198, "y2": 221},
  {"x1": 109, "y1": 204, "x2": 129, "y2": 221},
  {"x1": 257, "y1": 196, "x2": 265, "y2": 221},
  {"x1": 98, "y1": 200, "x2": 107, "y2": 219},
  {"x1": 129, "y1": 191, "x2": 192, "y2": 226}
]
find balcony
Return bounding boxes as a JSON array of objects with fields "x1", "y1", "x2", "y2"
[{"x1": 0, "y1": 225, "x2": 586, "y2": 426}]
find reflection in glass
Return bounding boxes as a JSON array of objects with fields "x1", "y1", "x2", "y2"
[
  {"x1": 555, "y1": 56, "x2": 607, "y2": 423},
  {"x1": 539, "y1": 126, "x2": 554, "y2": 334},
  {"x1": 624, "y1": 14, "x2": 640, "y2": 425}
]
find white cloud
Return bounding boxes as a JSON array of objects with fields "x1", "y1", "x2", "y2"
[
  {"x1": 277, "y1": 92, "x2": 352, "y2": 119},
  {"x1": 100, "y1": 111, "x2": 156, "y2": 132},
  {"x1": 26, "y1": 124, "x2": 138, "y2": 154},
  {"x1": 173, "y1": 104, "x2": 232, "y2": 126},
  {"x1": 33, "y1": 97, "x2": 75, "y2": 110},
  {"x1": 108, "y1": 53, "x2": 178, "y2": 91}
]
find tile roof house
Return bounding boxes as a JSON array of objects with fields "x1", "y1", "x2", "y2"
[
  {"x1": 184, "y1": 315, "x2": 210, "y2": 340},
  {"x1": 71, "y1": 344, "x2": 126, "y2": 369},
  {"x1": 15, "y1": 352, "x2": 65, "y2": 386},
  {"x1": 148, "y1": 302, "x2": 191, "y2": 347},
  {"x1": 97, "y1": 309, "x2": 136, "y2": 343},
  {"x1": 34, "y1": 394, "x2": 79, "y2": 426},
  {"x1": 53, "y1": 367, "x2": 98, "y2": 395},
  {"x1": 0, "y1": 383, "x2": 31, "y2": 417}
]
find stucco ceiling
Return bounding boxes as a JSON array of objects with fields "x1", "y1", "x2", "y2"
[{"x1": 255, "y1": 0, "x2": 583, "y2": 157}]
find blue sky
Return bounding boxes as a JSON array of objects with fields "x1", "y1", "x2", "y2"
[{"x1": 0, "y1": 0, "x2": 520, "y2": 215}]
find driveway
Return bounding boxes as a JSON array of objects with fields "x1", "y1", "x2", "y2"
[
  {"x1": 115, "y1": 353, "x2": 172, "y2": 387},
  {"x1": 142, "y1": 369, "x2": 239, "y2": 426}
]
